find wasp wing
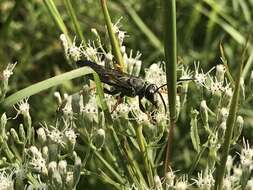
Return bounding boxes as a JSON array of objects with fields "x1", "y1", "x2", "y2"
[{"x1": 77, "y1": 60, "x2": 136, "y2": 94}]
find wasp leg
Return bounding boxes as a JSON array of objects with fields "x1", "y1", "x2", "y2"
[
  {"x1": 138, "y1": 97, "x2": 146, "y2": 113},
  {"x1": 103, "y1": 87, "x2": 119, "y2": 95},
  {"x1": 111, "y1": 94, "x2": 124, "y2": 113},
  {"x1": 139, "y1": 97, "x2": 157, "y2": 124}
]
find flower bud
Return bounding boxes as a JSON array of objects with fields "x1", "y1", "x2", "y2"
[
  {"x1": 64, "y1": 129, "x2": 77, "y2": 151},
  {"x1": 10, "y1": 128, "x2": 21, "y2": 144},
  {"x1": 218, "y1": 121, "x2": 226, "y2": 140},
  {"x1": 105, "y1": 53, "x2": 113, "y2": 63},
  {"x1": 232, "y1": 116, "x2": 244, "y2": 144},
  {"x1": 54, "y1": 91, "x2": 62, "y2": 105},
  {"x1": 200, "y1": 100, "x2": 209, "y2": 128},
  {"x1": 62, "y1": 96, "x2": 73, "y2": 119},
  {"x1": 180, "y1": 82, "x2": 189, "y2": 107},
  {"x1": 154, "y1": 175, "x2": 162, "y2": 190},
  {"x1": 37, "y1": 128, "x2": 47, "y2": 146},
  {"x1": 73, "y1": 156, "x2": 81, "y2": 187},
  {"x1": 29, "y1": 146, "x2": 39, "y2": 156},
  {"x1": 132, "y1": 60, "x2": 142, "y2": 77},
  {"x1": 58, "y1": 160, "x2": 67, "y2": 178},
  {"x1": 92, "y1": 129, "x2": 105, "y2": 150},
  {"x1": 222, "y1": 87, "x2": 233, "y2": 107},
  {"x1": 42, "y1": 146, "x2": 49, "y2": 160},
  {"x1": 19, "y1": 124, "x2": 26, "y2": 142},
  {"x1": 215, "y1": 64, "x2": 225, "y2": 84},
  {"x1": 1, "y1": 113, "x2": 8, "y2": 140},
  {"x1": 66, "y1": 172, "x2": 74, "y2": 189},
  {"x1": 246, "y1": 178, "x2": 253, "y2": 190},
  {"x1": 52, "y1": 170, "x2": 62, "y2": 188},
  {"x1": 226, "y1": 155, "x2": 233, "y2": 175},
  {"x1": 218, "y1": 107, "x2": 229, "y2": 123},
  {"x1": 48, "y1": 161, "x2": 57, "y2": 178},
  {"x1": 91, "y1": 28, "x2": 99, "y2": 37},
  {"x1": 165, "y1": 171, "x2": 175, "y2": 187}
]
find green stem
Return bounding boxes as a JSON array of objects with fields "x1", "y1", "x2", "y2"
[
  {"x1": 78, "y1": 130, "x2": 125, "y2": 185},
  {"x1": 136, "y1": 125, "x2": 154, "y2": 187},
  {"x1": 94, "y1": 151, "x2": 125, "y2": 184},
  {"x1": 123, "y1": 139, "x2": 148, "y2": 190},
  {"x1": 100, "y1": 0, "x2": 125, "y2": 70},
  {"x1": 162, "y1": 0, "x2": 177, "y2": 173},
  {"x1": 214, "y1": 41, "x2": 246, "y2": 190},
  {"x1": 43, "y1": 0, "x2": 71, "y2": 43},
  {"x1": 63, "y1": 0, "x2": 86, "y2": 44}
]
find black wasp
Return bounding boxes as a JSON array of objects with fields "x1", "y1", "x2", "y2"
[{"x1": 77, "y1": 60, "x2": 167, "y2": 114}]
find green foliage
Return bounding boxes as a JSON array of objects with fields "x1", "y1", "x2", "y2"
[{"x1": 0, "y1": 0, "x2": 253, "y2": 190}]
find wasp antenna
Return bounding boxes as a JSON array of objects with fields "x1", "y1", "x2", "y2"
[
  {"x1": 157, "y1": 91, "x2": 167, "y2": 114},
  {"x1": 154, "y1": 84, "x2": 167, "y2": 94},
  {"x1": 155, "y1": 78, "x2": 194, "y2": 94}
]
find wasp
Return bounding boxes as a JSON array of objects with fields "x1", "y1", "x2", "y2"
[{"x1": 77, "y1": 60, "x2": 167, "y2": 114}]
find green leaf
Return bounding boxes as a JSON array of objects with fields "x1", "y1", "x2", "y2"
[{"x1": 1, "y1": 67, "x2": 94, "y2": 109}]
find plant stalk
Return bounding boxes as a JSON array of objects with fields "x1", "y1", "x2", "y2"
[
  {"x1": 162, "y1": 0, "x2": 178, "y2": 173},
  {"x1": 100, "y1": 0, "x2": 125, "y2": 70},
  {"x1": 214, "y1": 38, "x2": 246, "y2": 190}
]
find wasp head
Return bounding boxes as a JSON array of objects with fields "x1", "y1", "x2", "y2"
[
  {"x1": 145, "y1": 83, "x2": 167, "y2": 113},
  {"x1": 145, "y1": 84, "x2": 159, "y2": 107}
]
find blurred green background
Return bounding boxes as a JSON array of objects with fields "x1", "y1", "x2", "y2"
[{"x1": 1, "y1": 0, "x2": 253, "y2": 189}]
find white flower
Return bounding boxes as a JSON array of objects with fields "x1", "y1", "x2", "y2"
[
  {"x1": 0, "y1": 169, "x2": 14, "y2": 190},
  {"x1": 112, "y1": 17, "x2": 127, "y2": 45},
  {"x1": 67, "y1": 37, "x2": 84, "y2": 61},
  {"x1": 240, "y1": 138, "x2": 253, "y2": 170},
  {"x1": 60, "y1": 34, "x2": 69, "y2": 55},
  {"x1": 82, "y1": 41, "x2": 101, "y2": 62},
  {"x1": 145, "y1": 62, "x2": 166, "y2": 87},
  {"x1": 192, "y1": 170, "x2": 214, "y2": 190},
  {"x1": 13, "y1": 97, "x2": 30, "y2": 118},
  {"x1": 165, "y1": 171, "x2": 175, "y2": 187},
  {"x1": 28, "y1": 146, "x2": 47, "y2": 173},
  {"x1": 64, "y1": 128, "x2": 77, "y2": 146},
  {"x1": 62, "y1": 95, "x2": 73, "y2": 119},
  {"x1": 179, "y1": 65, "x2": 193, "y2": 81},
  {"x1": 81, "y1": 95, "x2": 98, "y2": 114},
  {"x1": 209, "y1": 78, "x2": 224, "y2": 94},
  {"x1": 232, "y1": 165, "x2": 242, "y2": 179},
  {"x1": 246, "y1": 178, "x2": 253, "y2": 190},
  {"x1": 174, "y1": 175, "x2": 189, "y2": 190},
  {"x1": 154, "y1": 175, "x2": 162, "y2": 190},
  {"x1": 124, "y1": 50, "x2": 142, "y2": 76},
  {"x1": 193, "y1": 62, "x2": 208, "y2": 87},
  {"x1": 135, "y1": 111, "x2": 150, "y2": 125},
  {"x1": 2, "y1": 62, "x2": 17, "y2": 80},
  {"x1": 43, "y1": 124, "x2": 65, "y2": 146},
  {"x1": 111, "y1": 102, "x2": 130, "y2": 119},
  {"x1": 223, "y1": 177, "x2": 232, "y2": 190}
]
